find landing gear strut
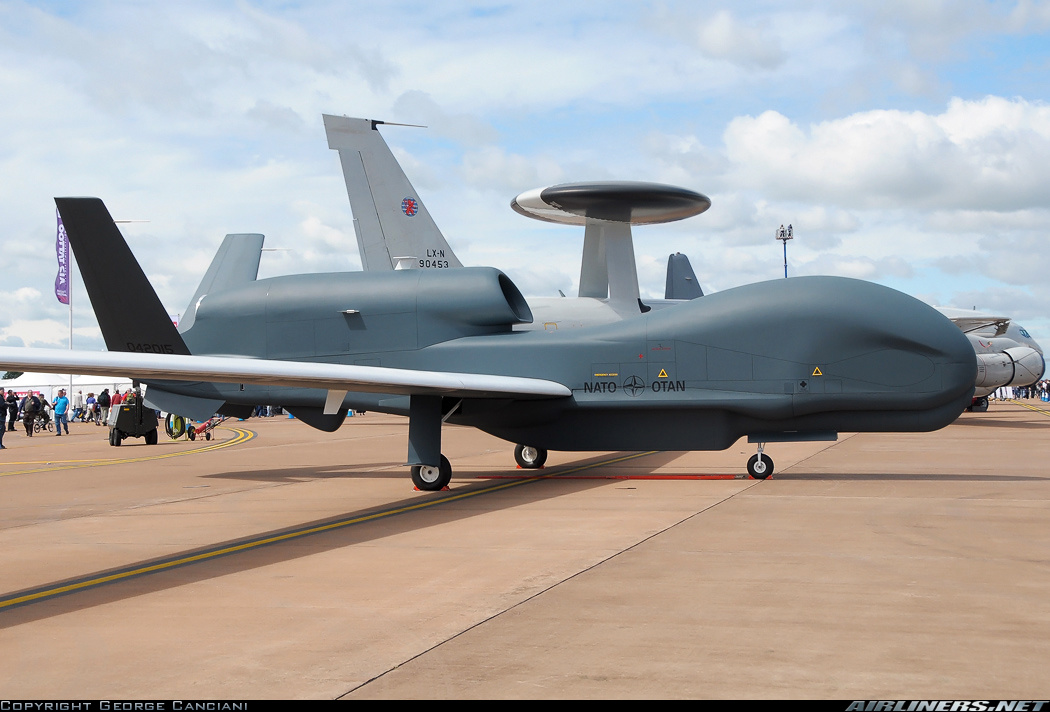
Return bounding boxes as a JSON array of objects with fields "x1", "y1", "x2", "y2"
[
  {"x1": 407, "y1": 395, "x2": 457, "y2": 491},
  {"x1": 514, "y1": 444, "x2": 548, "y2": 469},
  {"x1": 747, "y1": 443, "x2": 774, "y2": 479}
]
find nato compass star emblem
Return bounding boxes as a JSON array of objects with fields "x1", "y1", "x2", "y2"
[
  {"x1": 401, "y1": 197, "x2": 418, "y2": 217},
  {"x1": 623, "y1": 375, "x2": 645, "y2": 397}
]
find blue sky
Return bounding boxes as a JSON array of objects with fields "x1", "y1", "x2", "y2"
[{"x1": 1, "y1": 0, "x2": 1049, "y2": 349}]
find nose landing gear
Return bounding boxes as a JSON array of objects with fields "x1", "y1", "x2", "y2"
[{"x1": 747, "y1": 442, "x2": 774, "y2": 479}]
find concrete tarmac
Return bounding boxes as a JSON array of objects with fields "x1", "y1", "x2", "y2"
[{"x1": 0, "y1": 403, "x2": 1047, "y2": 699}]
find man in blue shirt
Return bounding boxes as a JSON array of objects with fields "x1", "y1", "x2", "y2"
[{"x1": 52, "y1": 388, "x2": 70, "y2": 436}]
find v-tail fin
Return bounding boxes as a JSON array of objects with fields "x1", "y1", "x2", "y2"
[
  {"x1": 323, "y1": 114, "x2": 462, "y2": 271},
  {"x1": 665, "y1": 252, "x2": 704, "y2": 300},
  {"x1": 179, "y1": 233, "x2": 264, "y2": 332},
  {"x1": 55, "y1": 197, "x2": 191, "y2": 355}
]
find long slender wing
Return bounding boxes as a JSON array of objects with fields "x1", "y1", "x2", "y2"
[{"x1": 0, "y1": 347, "x2": 571, "y2": 399}]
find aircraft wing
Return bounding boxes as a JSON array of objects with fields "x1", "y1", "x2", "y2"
[
  {"x1": 936, "y1": 307, "x2": 1012, "y2": 336},
  {"x1": 948, "y1": 316, "x2": 1011, "y2": 336},
  {"x1": 0, "y1": 347, "x2": 571, "y2": 399}
]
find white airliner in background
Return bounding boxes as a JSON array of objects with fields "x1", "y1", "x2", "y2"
[{"x1": 935, "y1": 307, "x2": 1044, "y2": 411}]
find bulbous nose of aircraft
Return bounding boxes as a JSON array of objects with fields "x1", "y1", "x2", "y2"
[
  {"x1": 673, "y1": 275, "x2": 978, "y2": 420},
  {"x1": 814, "y1": 277, "x2": 977, "y2": 408}
]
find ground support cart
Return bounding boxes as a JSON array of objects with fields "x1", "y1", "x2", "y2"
[{"x1": 108, "y1": 394, "x2": 159, "y2": 446}]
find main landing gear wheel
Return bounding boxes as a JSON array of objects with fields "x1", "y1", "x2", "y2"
[
  {"x1": 412, "y1": 454, "x2": 452, "y2": 491},
  {"x1": 514, "y1": 444, "x2": 548, "y2": 469},
  {"x1": 747, "y1": 454, "x2": 773, "y2": 479}
]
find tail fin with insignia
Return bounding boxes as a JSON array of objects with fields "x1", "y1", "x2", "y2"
[{"x1": 323, "y1": 114, "x2": 462, "y2": 271}]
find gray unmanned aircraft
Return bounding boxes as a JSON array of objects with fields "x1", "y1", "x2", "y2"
[{"x1": 0, "y1": 198, "x2": 976, "y2": 489}]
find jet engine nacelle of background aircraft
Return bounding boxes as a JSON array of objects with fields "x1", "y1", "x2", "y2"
[{"x1": 972, "y1": 339, "x2": 1045, "y2": 390}]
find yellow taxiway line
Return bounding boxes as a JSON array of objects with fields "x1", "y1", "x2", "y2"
[
  {"x1": 0, "y1": 427, "x2": 255, "y2": 478},
  {"x1": 0, "y1": 449, "x2": 660, "y2": 611},
  {"x1": 1007, "y1": 399, "x2": 1050, "y2": 417}
]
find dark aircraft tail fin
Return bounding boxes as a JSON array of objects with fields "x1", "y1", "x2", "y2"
[
  {"x1": 178, "y1": 232, "x2": 264, "y2": 332},
  {"x1": 55, "y1": 197, "x2": 191, "y2": 356},
  {"x1": 664, "y1": 252, "x2": 704, "y2": 300}
]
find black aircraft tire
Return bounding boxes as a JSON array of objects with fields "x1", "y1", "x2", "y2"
[
  {"x1": 747, "y1": 454, "x2": 773, "y2": 479},
  {"x1": 412, "y1": 455, "x2": 452, "y2": 491},
  {"x1": 972, "y1": 397, "x2": 989, "y2": 413},
  {"x1": 514, "y1": 444, "x2": 548, "y2": 469}
]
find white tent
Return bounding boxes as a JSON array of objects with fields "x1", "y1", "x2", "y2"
[{"x1": 1, "y1": 372, "x2": 133, "y2": 401}]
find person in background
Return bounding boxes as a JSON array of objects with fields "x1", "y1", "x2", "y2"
[
  {"x1": 97, "y1": 389, "x2": 111, "y2": 425},
  {"x1": 73, "y1": 390, "x2": 85, "y2": 422},
  {"x1": 52, "y1": 388, "x2": 70, "y2": 436},
  {"x1": 38, "y1": 396, "x2": 52, "y2": 426},
  {"x1": 21, "y1": 391, "x2": 40, "y2": 436},
  {"x1": 85, "y1": 392, "x2": 96, "y2": 424},
  {"x1": 5, "y1": 390, "x2": 17, "y2": 431}
]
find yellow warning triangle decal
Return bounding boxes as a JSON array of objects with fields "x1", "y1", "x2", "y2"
[
  {"x1": 812, "y1": 367, "x2": 823, "y2": 376},
  {"x1": 658, "y1": 369, "x2": 668, "y2": 378}
]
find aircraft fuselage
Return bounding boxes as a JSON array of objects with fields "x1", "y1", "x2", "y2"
[{"x1": 163, "y1": 268, "x2": 976, "y2": 452}]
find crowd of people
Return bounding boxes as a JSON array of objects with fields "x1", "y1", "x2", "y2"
[
  {"x1": 992, "y1": 381, "x2": 1050, "y2": 401},
  {"x1": 0, "y1": 387, "x2": 136, "y2": 449}
]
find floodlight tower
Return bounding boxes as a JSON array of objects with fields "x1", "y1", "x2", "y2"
[{"x1": 776, "y1": 224, "x2": 793, "y2": 278}]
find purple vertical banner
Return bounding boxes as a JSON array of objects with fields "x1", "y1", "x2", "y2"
[{"x1": 55, "y1": 209, "x2": 70, "y2": 304}]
